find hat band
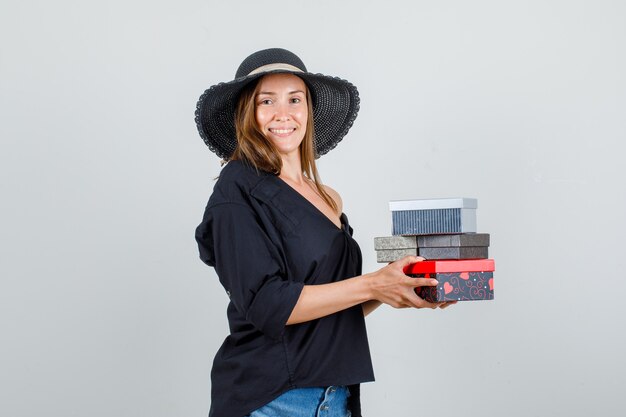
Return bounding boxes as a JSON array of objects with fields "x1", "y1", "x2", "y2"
[{"x1": 247, "y1": 63, "x2": 304, "y2": 76}]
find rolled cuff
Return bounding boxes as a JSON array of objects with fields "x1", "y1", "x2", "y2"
[{"x1": 247, "y1": 279, "x2": 304, "y2": 339}]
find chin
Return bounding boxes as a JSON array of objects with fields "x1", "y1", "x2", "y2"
[
  {"x1": 276, "y1": 147, "x2": 301, "y2": 157},
  {"x1": 270, "y1": 139, "x2": 304, "y2": 156}
]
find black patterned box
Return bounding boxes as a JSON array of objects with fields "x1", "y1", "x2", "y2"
[{"x1": 405, "y1": 259, "x2": 495, "y2": 302}]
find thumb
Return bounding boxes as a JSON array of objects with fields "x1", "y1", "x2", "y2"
[{"x1": 395, "y1": 255, "x2": 425, "y2": 273}]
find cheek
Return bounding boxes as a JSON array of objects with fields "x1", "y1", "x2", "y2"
[
  {"x1": 298, "y1": 107, "x2": 308, "y2": 126},
  {"x1": 255, "y1": 109, "x2": 266, "y2": 129}
]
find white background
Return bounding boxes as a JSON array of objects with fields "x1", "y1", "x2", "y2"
[{"x1": 1, "y1": 1, "x2": 625, "y2": 416}]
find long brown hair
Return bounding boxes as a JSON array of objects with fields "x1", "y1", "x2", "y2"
[{"x1": 231, "y1": 75, "x2": 338, "y2": 213}]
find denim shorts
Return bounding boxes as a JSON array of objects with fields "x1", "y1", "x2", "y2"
[{"x1": 247, "y1": 386, "x2": 351, "y2": 417}]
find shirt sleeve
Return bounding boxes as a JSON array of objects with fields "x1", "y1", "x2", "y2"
[{"x1": 195, "y1": 202, "x2": 304, "y2": 340}]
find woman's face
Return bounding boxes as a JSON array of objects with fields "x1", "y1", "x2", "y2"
[{"x1": 255, "y1": 73, "x2": 308, "y2": 157}]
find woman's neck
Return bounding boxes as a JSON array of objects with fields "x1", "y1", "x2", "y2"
[{"x1": 279, "y1": 153, "x2": 306, "y2": 185}]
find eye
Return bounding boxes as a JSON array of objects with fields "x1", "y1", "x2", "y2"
[
  {"x1": 259, "y1": 98, "x2": 272, "y2": 105},
  {"x1": 291, "y1": 97, "x2": 302, "y2": 104}
]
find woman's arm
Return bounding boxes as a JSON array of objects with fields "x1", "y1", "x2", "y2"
[
  {"x1": 361, "y1": 300, "x2": 383, "y2": 316},
  {"x1": 286, "y1": 255, "x2": 440, "y2": 325}
]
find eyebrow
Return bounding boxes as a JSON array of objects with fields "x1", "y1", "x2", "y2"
[{"x1": 256, "y1": 90, "x2": 306, "y2": 96}]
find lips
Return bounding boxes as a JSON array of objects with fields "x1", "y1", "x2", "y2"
[{"x1": 268, "y1": 127, "x2": 296, "y2": 135}]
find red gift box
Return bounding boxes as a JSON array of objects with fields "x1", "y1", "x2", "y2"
[{"x1": 405, "y1": 259, "x2": 495, "y2": 302}]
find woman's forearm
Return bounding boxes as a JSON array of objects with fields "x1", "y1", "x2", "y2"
[
  {"x1": 361, "y1": 300, "x2": 383, "y2": 316},
  {"x1": 286, "y1": 275, "x2": 373, "y2": 325},
  {"x1": 286, "y1": 256, "x2": 440, "y2": 325}
]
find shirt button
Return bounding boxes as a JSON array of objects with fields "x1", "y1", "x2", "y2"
[
  {"x1": 320, "y1": 404, "x2": 329, "y2": 411},
  {"x1": 330, "y1": 387, "x2": 337, "y2": 393},
  {"x1": 226, "y1": 290, "x2": 231, "y2": 297}
]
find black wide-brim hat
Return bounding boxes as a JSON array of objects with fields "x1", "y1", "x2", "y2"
[{"x1": 195, "y1": 48, "x2": 360, "y2": 160}]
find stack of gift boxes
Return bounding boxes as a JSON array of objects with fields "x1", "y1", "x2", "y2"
[{"x1": 375, "y1": 198, "x2": 495, "y2": 302}]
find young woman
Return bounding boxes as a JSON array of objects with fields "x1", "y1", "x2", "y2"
[{"x1": 194, "y1": 48, "x2": 454, "y2": 417}]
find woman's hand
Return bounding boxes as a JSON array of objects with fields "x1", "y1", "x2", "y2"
[{"x1": 366, "y1": 255, "x2": 454, "y2": 310}]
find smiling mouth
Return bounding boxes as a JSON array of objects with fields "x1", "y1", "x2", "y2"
[{"x1": 269, "y1": 128, "x2": 296, "y2": 135}]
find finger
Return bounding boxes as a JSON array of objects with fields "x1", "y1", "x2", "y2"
[
  {"x1": 403, "y1": 291, "x2": 426, "y2": 309},
  {"x1": 395, "y1": 255, "x2": 426, "y2": 272},
  {"x1": 404, "y1": 289, "x2": 439, "y2": 309},
  {"x1": 392, "y1": 301, "x2": 412, "y2": 309},
  {"x1": 420, "y1": 299, "x2": 440, "y2": 309},
  {"x1": 440, "y1": 301, "x2": 458, "y2": 309},
  {"x1": 406, "y1": 277, "x2": 438, "y2": 287},
  {"x1": 412, "y1": 293, "x2": 440, "y2": 309}
]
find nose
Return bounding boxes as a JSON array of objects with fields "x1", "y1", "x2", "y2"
[{"x1": 274, "y1": 101, "x2": 291, "y2": 121}]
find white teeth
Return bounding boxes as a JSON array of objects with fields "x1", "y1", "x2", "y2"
[{"x1": 270, "y1": 128, "x2": 294, "y2": 134}]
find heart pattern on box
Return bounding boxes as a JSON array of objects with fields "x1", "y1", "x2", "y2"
[{"x1": 410, "y1": 271, "x2": 494, "y2": 302}]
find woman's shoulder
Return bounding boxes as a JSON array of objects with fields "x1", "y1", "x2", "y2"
[
  {"x1": 217, "y1": 159, "x2": 273, "y2": 185},
  {"x1": 209, "y1": 160, "x2": 271, "y2": 206},
  {"x1": 321, "y1": 183, "x2": 343, "y2": 215}
]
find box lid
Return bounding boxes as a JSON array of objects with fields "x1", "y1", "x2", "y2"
[
  {"x1": 375, "y1": 234, "x2": 490, "y2": 249},
  {"x1": 404, "y1": 259, "x2": 495, "y2": 273},
  {"x1": 389, "y1": 198, "x2": 478, "y2": 211},
  {"x1": 417, "y1": 233, "x2": 490, "y2": 247}
]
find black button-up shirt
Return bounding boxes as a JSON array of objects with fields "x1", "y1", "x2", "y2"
[{"x1": 195, "y1": 160, "x2": 375, "y2": 417}]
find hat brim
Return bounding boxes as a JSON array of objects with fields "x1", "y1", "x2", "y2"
[{"x1": 195, "y1": 70, "x2": 360, "y2": 160}]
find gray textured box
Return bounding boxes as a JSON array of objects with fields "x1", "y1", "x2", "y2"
[
  {"x1": 374, "y1": 236, "x2": 418, "y2": 250},
  {"x1": 374, "y1": 234, "x2": 490, "y2": 250},
  {"x1": 376, "y1": 246, "x2": 489, "y2": 262},
  {"x1": 419, "y1": 246, "x2": 489, "y2": 260},
  {"x1": 376, "y1": 248, "x2": 418, "y2": 262},
  {"x1": 417, "y1": 234, "x2": 490, "y2": 247}
]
